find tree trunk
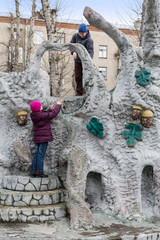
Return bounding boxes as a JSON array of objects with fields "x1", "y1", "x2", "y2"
[
  {"x1": 26, "y1": 0, "x2": 36, "y2": 66},
  {"x1": 41, "y1": 0, "x2": 57, "y2": 96},
  {"x1": 15, "y1": 0, "x2": 20, "y2": 72},
  {"x1": 142, "y1": 0, "x2": 160, "y2": 65},
  {"x1": 9, "y1": 13, "x2": 15, "y2": 72},
  {"x1": 140, "y1": 0, "x2": 146, "y2": 46}
]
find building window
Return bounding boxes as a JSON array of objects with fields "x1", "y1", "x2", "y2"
[
  {"x1": 9, "y1": 47, "x2": 23, "y2": 63},
  {"x1": 99, "y1": 67, "x2": 107, "y2": 79},
  {"x1": 99, "y1": 45, "x2": 107, "y2": 58},
  {"x1": 54, "y1": 33, "x2": 65, "y2": 44},
  {"x1": 34, "y1": 31, "x2": 43, "y2": 44}
]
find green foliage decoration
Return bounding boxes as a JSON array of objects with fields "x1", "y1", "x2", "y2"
[
  {"x1": 135, "y1": 69, "x2": 151, "y2": 86},
  {"x1": 123, "y1": 123, "x2": 143, "y2": 147},
  {"x1": 87, "y1": 117, "x2": 105, "y2": 138}
]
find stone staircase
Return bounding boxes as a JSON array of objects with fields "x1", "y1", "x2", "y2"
[{"x1": 0, "y1": 175, "x2": 68, "y2": 222}]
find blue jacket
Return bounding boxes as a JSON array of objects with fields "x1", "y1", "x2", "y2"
[{"x1": 70, "y1": 31, "x2": 94, "y2": 62}]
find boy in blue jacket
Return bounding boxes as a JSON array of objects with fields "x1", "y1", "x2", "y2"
[{"x1": 70, "y1": 23, "x2": 94, "y2": 96}]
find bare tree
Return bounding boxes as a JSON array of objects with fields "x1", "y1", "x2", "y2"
[
  {"x1": 129, "y1": 0, "x2": 146, "y2": 46},
  {"x1": 116, "y1": 0, "x2": 144, "y2": 46},
  {"x1": 14, "y1": 0, "x2": 20, "y2": 71},
  {"x1": 40, "y1": 0, "x2": 73, "y2": 97},
  {"x1": 8, "y1": 13, "x2": 15, "y2": 72},
  {"x1": 26, "y1": 0, "x2": 36, "y2": 66},
  {"x1": 139, "y1": 0, "x2": 146, "y2": 46},
  {"x1": 8, "y1": 0, "x2": 21, "y2": 72},
  {"x1": 54, "y1": 50, "x2": 72, "y2": 96},
  {"x1": 0, "y1": 0, "x2": 72, "y2": 93},
  {"x1": 41, "y1": 0, "x2": 57, "y2": 96},
  {"x1": 5, "y1": 0, "x2": 37, "y2": 72}
]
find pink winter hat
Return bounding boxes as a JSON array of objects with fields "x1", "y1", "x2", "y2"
[{"x1": 30, "y1": 101, "x2": 41, "y2": 112}]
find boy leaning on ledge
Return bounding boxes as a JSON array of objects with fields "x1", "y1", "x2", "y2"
[{"x1": 30, "y1": 99, "x2": 63, "y2": 178}]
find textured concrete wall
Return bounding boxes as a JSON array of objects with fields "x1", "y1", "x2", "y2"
[{"x1": 0, "y1": 59, "x2": 68, "y2": 181}]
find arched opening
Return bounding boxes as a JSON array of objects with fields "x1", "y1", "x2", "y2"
[
  {"x1": 141, "y1": 165, "x2": 155, "y2": 216},
  {"x1": 59, "y1": 162, "x2": 68, "y2": 188},
  {"x1": 85, "y1": 172, "x2": 104, "y2": 208}
]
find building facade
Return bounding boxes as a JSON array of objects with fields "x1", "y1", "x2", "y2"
[{"x1": 0, "y1": 13, "x2": 139, "y2": 96}]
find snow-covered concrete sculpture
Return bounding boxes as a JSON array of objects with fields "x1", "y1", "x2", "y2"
[{"x1": 0, "y1": 0, "x2": 160, "y2": 230}]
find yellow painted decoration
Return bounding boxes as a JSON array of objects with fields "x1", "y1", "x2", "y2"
[
  {"x1": 132, "y1": 105, "x2": 142, "y2": 110},
  {"x1": 16, "y1": 111, "x2": 28, "y2": 116},
  {"x1": 142, "y1": 109, "x2": 153, "y2": 117}
]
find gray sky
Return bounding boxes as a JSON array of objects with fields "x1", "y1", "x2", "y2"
[{"x1": 0, "y1": 0, "x2": 142, "y2": 25}]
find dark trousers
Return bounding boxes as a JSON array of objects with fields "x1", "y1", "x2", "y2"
[
  {"x1": 32, "y1": 142, "x2": 48, "y2": 174},
  {"x1": 75, "y1": 61, "x2": 83, "y2": 95}
]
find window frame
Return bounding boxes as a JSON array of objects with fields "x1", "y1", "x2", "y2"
[
  {"x1": 99, "y1": 67, "x2": 107, "y2": 80},
  {"x1": 99, "y1": 45, "x2": 108, "y2": 59},
  {"x1": 9, "y1": 46, "x2": 23, "y2": 64},
  {"x1": 33, "y1": 31, "x2": 44, "y2": 45}
]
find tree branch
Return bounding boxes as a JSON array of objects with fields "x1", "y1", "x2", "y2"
[{"x1": 83, "y1": 6, "x2": 138, "y2": 71}]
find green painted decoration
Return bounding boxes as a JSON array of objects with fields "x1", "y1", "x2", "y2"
[
  {"x1": 123, "y1": 123, "x2": 143, "y2": 147},
  {"x1": 82, "y1": 77, "x2": 85, "y2": 88},
  {"x1": 135, "y1": 69, "x2": 151, "y2": 86},
  {"x1": 87, "y1": 117, "x2": 105, "y2": 138}
]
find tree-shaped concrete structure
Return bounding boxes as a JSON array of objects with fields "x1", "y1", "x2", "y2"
[{"x1": 0, "y1": 0, "x2": 160, "y2": 230}]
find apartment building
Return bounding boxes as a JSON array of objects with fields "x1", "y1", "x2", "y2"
[{"x1": 0, "y1": 13, "x2": 139, "y2": 96}]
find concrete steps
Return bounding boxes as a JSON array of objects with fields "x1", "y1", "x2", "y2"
[
  {"x1": 0, "y1": 175, "x2": 68, "y2": 222},
  {"x1": 0, "y1": 203, "x2": 67, "y2": 222},
  {"x1": 2, "y1": 175, "x2": 61, "y2": 191},
  {"x1": 0, "y1": 188, "x2": 67, "y2": 207}
]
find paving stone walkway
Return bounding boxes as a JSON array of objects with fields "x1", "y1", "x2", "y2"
[{"x1": 0, "y1": 210, "x2": 159, "y2": 240}]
